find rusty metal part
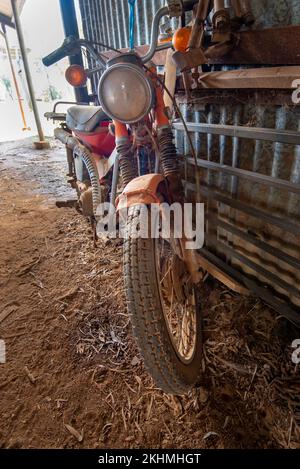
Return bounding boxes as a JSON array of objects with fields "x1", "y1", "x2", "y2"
[
  {"x1": 55, "y1": 199, "x2": 77, "y2": 209},
  {"x1": 173, "y1": 48, "x2": 206, "y2": 70},
  {"x1": 66, "y1": 146, "x2": 74, "y2": 177},
  {"x1": 211, "y1": 30, "x2": 232, "y2": 44},
  {"x1": 166, "y1": 0, "x2": 184, "y2": 18},
  {"x1": 81, "y1": 184, "x2": 110, "y2": 218},
  {"x1": 213, "y1": 0, "x2": 231, "y2": 35},
  {"x1": 80, "y1": 187, "x2": 94, "y2": 218},
  {"x1": 188, "y1": 0, "x2": 211, "y2": 49},
  {"x1": 231, "y1": 0, "x2": 255, "y2": 26},
  {"x1": 214, "y1": 0, "x2": 225, "y2": 10},
  {"x1": 205, "y1": 36, "x2": 237, "y2": 59},
  {"x1": 73, "y1": 145, "x2": 102, "y2": 216},
  {"x1": 173, "y1": 25, "x2": 300, "y2": 70}
]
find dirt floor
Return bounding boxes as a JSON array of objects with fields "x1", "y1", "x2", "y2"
[{"x1": 0, "y1": 138, "x2": 299, "y2": 449}]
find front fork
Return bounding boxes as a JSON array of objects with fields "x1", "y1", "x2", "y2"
[
  {"x1": 116, "y1": 72, "x2": 202, "y2": 284},
  {"x1": 153, "y1": 74, "x2": 202, "y2": 284}
]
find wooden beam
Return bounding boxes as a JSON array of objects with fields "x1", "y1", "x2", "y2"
[
  {"x1": 194, "y1": 252, "x2": 249, "y2": 295},
  {"x1": 198, "y1": 66, "x2": 300, "y2": 89}
]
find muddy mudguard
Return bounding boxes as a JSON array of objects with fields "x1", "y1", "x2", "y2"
[{"x1": 116, "y1": 174, "x2": 167, "y2": 211}]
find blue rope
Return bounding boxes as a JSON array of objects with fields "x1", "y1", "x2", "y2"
[{"x1": 128, "y1": 0, "x2": 137, "y2": 50}]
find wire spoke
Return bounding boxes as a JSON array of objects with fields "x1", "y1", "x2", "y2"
[{"x1": 157, "y1": 236, "x2": 197, "y2": 362}]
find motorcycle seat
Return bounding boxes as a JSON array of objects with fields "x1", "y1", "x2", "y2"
[{"x1": 66, "y1": 105, "x2": 110, "y2": 133}]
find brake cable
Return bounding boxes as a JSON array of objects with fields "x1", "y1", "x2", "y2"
[{"x1": 89, "y1": 41, "x2": 123, "y2": 55}]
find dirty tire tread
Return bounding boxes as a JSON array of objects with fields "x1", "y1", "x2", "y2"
[{"x1": 124, "y1": 205, "x2": 202, "y2": 395}]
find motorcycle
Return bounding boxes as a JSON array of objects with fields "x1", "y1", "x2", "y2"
[{"x1": 43, "y1": 0, "x2": 202, "y2": 395}]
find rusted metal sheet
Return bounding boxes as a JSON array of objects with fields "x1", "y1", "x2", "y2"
[{"x1": 173, "y1": 25, "x2": 300, "y2": 70}]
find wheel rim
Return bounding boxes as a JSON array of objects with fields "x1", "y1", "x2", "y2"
[{"x1": 155, "y1": 237, "x2": 198, "y2": 364}]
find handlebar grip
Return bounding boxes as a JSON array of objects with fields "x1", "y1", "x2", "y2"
[{"x1": 42, "y1": 46, "x2": 68, "y2": 67}]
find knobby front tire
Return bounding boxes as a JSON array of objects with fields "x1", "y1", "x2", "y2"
[{"x1": 123, "y1": 205, "x2": 202, "y2": 395}]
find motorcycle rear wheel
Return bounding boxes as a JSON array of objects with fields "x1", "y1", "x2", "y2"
[{"x1": 124, "y1": 205, "x2": 202, "y2": 395}]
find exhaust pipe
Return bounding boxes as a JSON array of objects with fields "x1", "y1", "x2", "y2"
[
  {"x1": 54, "y1": 127, "x2": 102, "y2": 215},
  {"x1": 54, "y1": 127, "x2": 78, "y2": 149}
]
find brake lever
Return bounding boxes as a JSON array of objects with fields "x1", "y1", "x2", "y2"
[{"x1": 63, "y1": 36, "x2": 107, "y2": 69}]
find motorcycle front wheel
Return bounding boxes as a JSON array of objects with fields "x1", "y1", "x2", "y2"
[{"x1": 124, "y1": 205, "x2": 202, "y2": 395}]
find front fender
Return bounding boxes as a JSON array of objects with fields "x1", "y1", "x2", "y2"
[{"x1": 116, "y1": 174, "x2": 166, "y2": 211}]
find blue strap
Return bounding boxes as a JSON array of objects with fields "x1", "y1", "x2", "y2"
[{"x1": 128, "y1": 0, "x2": 137, "y2": 50}]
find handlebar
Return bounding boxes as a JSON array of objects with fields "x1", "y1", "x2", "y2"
[
  {"x1": 42, "y1": 0, "x2": 198, "y2": 69},
  {"x1": 42, "y1": 36, "x2": 106, "y2": 69},
  {"x1": 42, "y1": 41, "x2": 70, "y2": 67},
  {"x1": 144, "y1": 1, "x2": 199, "y2": 63}
]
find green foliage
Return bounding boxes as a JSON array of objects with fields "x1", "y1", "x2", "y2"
[
  {"x1": 0, "y1": 76, "x2": 13, "y2": 99},
  {"x1": 42, "y1": 84, "x2": 62, "y2": 102}
]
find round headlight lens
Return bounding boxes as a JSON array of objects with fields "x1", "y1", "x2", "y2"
[{"x1": 98, "y1": 63, "x2": 155, "y2": 124}]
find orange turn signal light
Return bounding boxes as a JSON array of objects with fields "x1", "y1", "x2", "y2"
[
  {"x1": 65, "y1": 65, "x2": 88, "y2": 87},
  {"x1": 172, "y1": 27, "x2": 191, "y2": 52}
]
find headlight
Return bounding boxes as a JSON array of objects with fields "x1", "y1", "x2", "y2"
[{"x1": 98, "y1": 63, "x2": 155, "y2": 124}]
